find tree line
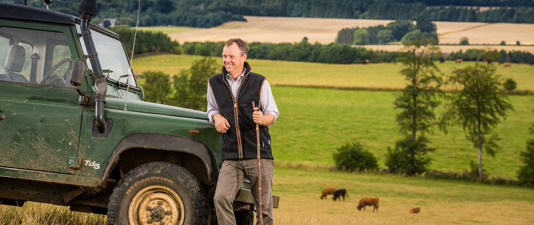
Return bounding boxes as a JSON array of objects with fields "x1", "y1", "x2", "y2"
[
  {"x1": 10, "y1": 0, "x2": 534, "y2": 28},
  {"x1": 336, "y1": 18, "x2": 438, "y2": 45}
]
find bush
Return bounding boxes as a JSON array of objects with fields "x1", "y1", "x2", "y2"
[
  {"x1": 503, "y1": 78, "x2": 517, "y2": 91},
  {"x1": 385, "y1": 136, "x2": 434, "y2": 175},
  {"x1": 500, "y1": 40, "x2": 506, "y2": 45},
  {"x1": 140, "y1": 71, "x2": 171, "y2": 104},
  {"x1": 333, "y1": 142, "x2": 378, "y2": 172},
  {"x1": 517, "y1": 120, "x2": 534, "y2": 186}
]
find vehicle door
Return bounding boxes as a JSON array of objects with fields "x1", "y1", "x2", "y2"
[{"x1": 0, "y1": 21, "x2": 84, "y2": 174}]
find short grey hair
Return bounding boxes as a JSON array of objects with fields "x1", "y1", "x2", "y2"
[{"x1": 225, "y1": 38, "x2": 249, "y2": 55}]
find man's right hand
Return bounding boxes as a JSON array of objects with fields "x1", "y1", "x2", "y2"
[{"x1": 213, "y1": 114, "x2": 230, "y2": 133}]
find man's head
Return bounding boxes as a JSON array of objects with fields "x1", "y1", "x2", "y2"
[{"x1": 223, "y1": 38, "x2": 248, "y2": 78}]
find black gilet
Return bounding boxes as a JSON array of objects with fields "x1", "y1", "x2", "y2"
[{"x1": 208, "y1": 62, "x2": 273, "y2": 161}]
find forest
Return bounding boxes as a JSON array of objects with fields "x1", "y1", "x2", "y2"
[{"x1": 5, "y1": 0, "x2": 534, "y2": 27}]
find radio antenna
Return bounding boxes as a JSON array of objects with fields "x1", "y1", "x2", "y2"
[{"x1": 124, "y1": 0, "x2": 141, "y2": 111}]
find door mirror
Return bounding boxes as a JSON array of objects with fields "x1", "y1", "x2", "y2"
[
  {"x1": 139, "y1": 85, "x2": 145, "y2": 101},
  {"x1": 70, "y1": 59, "x2": 86, "y2": 86}
]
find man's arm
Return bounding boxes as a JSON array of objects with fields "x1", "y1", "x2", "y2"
[
  {"x1": 207, "y1": 82, "x2": 231, "y2": 133},
  {"x1": 254, "y1": 80, "x2": 279, "y2": 126}
]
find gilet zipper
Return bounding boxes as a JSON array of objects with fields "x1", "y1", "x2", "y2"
[{"x1": 222, "y1": 71, "x2": 250, "y2": 158}]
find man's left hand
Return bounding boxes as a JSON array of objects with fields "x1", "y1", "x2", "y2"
[{"x1": 253, "y1": 111, "x2": 263, "y2": 125}]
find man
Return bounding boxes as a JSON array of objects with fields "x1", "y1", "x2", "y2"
[{"x1": 207, "y1": 38, "x2": 279, "y2": 225}]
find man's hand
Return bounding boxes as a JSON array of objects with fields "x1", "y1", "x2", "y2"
[
  {"x1": 253, "y1": 111, "x2": 264, "y2": 125},
  {"x1": 253, "y1": 112, "x2": 275, "y2": 126},
  {"x1": 213, "y1": 114, "x2": 230, "y2": 133}
]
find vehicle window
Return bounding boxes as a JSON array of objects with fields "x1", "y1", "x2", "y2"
[
  {"x1": 0, "y1": 26, "x2": 74, "y2": 87},
  {"x1": 76, "y1": 25, "x2": 137, "y2": 88}
]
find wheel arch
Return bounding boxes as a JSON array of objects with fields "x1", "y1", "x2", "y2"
[{"x1": 102, "y1": 133, "x2": 219, "y2": 186}]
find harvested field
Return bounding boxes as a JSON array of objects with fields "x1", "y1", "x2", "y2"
[{"x1": 168, "y1": 16, "x2": 534, "y2": 53}]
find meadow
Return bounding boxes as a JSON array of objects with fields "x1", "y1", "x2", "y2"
[
  {"x1": 133, "y1": 54, "x2": 534, "y2": 178},
  {"x1": 2, "y1": 168, "x2": 533, "y2": 225}
]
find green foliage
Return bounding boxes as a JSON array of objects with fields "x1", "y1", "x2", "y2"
[
  {"x1": 140, "y1": 71, "x2": 171, "y2": 104},
  {"x1": 517, "y1": 117, "x2": 534, "y2": 186},
  {"x1": 109, "y1": 26, "x2": 179, "y2": 57},
  {"x1": 504, "y1": 78, "x2": 518, "y2": 91},
  {"x1": 447, "y1": 49, "x2": 534, "y2": 64},
  {"x1": 353, "y1": 29, "x2": 369, "y2": 45},
  {"x1": 337, "y1": 20, "x2": 417, "y2": 45},
  {"x1": 377, "y1": 30, "x2": 394, "y2": 44},
  {"x1": 168, "y1": 57, "x2": 218, "y2": 111},
  {"x1": 183, "y1": 41, "x2": 402, "y2": 64},
  {"x1": 415, "y1": 16, "x2": 437, "y2": 33},
  {"x1": 442, "y1": 61, "x2": 514, "y2": 177},
  {"x1": 516, "y1": 40, "x2": 521, "y2": 46},
  {"x1": 500, "y1": 40, "x2": 507, "y2": 45},
  {"x1": 333, "y1": 142, "x2": 378, "y2": 172},
  {"x1": 459, "y1": 37, "x2": 470, "y2": 45},
  {"x1": 396, "y1": 45, "x2": 443, "y2": 138},
  {"x1": 385, "y1": 136, "x2": 435, "y2": 175},
  {"x1": 401, "y1": 30, "x2": 439, "y2": 46}
]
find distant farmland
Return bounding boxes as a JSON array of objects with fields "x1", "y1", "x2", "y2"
[{"x1": 166, "y1": 16, "x2": 534, "y2": 53}]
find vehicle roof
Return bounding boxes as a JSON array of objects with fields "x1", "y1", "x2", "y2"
[
  {"x1": 0, "y1": 3, "x2": 77, "y2": 25},
  {"x1": 0, "y1": 2, "x2": 119, "y2": 39}
]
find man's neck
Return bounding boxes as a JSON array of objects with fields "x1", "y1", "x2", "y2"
[{"x1": 229, "y1": 68, "x2": 245, "y2": 80}]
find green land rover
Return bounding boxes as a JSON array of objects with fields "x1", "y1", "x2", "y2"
[{"x1": 0, "y1": 0, "x2": 276, "y2": 224}]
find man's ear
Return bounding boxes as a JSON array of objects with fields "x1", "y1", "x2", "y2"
[{"x1": 243, "y1": 53, "x2": 247, "y2": 61}]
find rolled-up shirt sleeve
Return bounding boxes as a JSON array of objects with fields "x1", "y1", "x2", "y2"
[
  {"x1": 207, "y1": 82, "x2": 219, "y2": 125},
  {"x1": 260, "y1": 80, "x2": 279, "y2": 125}
]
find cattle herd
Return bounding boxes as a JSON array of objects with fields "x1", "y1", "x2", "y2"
[{"x1": 319, "y1": 187, "x2": 420, "y2": 214}]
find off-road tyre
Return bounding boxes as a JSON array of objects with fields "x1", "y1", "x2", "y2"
[
  {"x1": 234, "y1": 208, "x2": 254, "y2": 225},
  {"x1": 107, "y1": 162, "x2": 210, "y2": 225}
]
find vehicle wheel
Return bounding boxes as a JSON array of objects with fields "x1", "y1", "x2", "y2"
[
  {"x1": 107, "y1": 162, "x2": 210, "y2": 225},
  {"x1": 234, "y1": 208, "x2": 254, "y2": 225}
]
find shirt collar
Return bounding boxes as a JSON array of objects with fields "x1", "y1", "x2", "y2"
[{"x1": 226, "y1": 68, "x2": 246, "y2": 81}]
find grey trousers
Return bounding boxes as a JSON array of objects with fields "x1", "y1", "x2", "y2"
[{"x1": 214, "y1": 159, "x2": 274, "y2": 225}]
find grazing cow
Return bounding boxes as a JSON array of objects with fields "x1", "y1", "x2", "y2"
[
  {"x1": 320, "y1": 187, "x2": 337, "y2": 200},
  {"x1": 364, "y1": 59, "x2": 371, "y2": 64},
  {"x1": 332, "y1": 189, "x2": 348, "y2": 201},
  {"x1": 409, "y1": 207, "x2": 421, "y2": 214},
  {"x1": 357, "y1": 197, "x2": 379, "y2": 212},
  {"x1": 456, "y1": 59, "x2": 463, "y2": 63},
  {"x1": 504, "y1": 62, "x2": 511, "y2": 67}
]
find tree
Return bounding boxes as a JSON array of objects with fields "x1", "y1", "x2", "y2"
[
  {"x1": 377, "y1": 30, "x2": 394, "y2": 44},
  {"x1": 333, "y1": 142, "x2": 378, "y2": 172},
  {"x1": 169, "y1": 57, "x2": 218, "y2": 111},
  {"x1": 353, "y1": 29, "x2": 369, "y2": 45},
  {"x1": 503, "y1": 78, "x2": 517, "y2": 91},
  {"x1": 385, "y1": 44, "x2": 443, "y2": 175},
  {"x1": 141, "y1": 71, "x2": 171, "y2": 104},
  {"x1": 459, "y1": 37, "x2": 469, "y2": 45},
  {"x1": 517, "y1": 111, "x2": 534, "y2": 186},
  {"x1": 441, "y1": 62, "x2": 514, "y2": 177}
]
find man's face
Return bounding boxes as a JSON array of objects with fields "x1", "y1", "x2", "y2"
[{"x1": 222, "y1": 43, "x2": 246, "y2": 77}]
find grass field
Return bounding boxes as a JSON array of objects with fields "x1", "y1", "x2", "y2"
[
  {"x1": 133, "y1": 54, "x2": 534, "y2": 92},
  {"x1": 132, "y1": 54, "x2": 534, "y2": 178},
  {"x1": 3, "y1": 168, "x2": 533, "y2": 225}
]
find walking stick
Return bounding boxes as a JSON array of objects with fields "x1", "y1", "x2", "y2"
[{"x1": 252, "y1": 100, "x2": 263, "y2": 225}]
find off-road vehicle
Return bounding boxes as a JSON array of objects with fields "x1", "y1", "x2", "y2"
[{"x1": 0, "y1": 0, "x2": 277, "y2": 224}]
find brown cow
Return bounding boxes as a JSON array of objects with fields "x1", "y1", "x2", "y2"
[
  {"x1": 320, "y1": 187, "x2": 336, "y2": 199},
  {"x1": 409, "y1": 207, "x2": 421, "y2": 214},
  {"x1": 504, "y1": 62, "x2": 511, "y2": 67},
  {"x1": 456, "y1": 59, "x2": 463, "y2": 63},
  {"x1": 357, "y1": 197, "x2": 379, "y2": 212}
]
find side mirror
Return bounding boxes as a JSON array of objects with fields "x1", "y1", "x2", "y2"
[
  {"x1": 70, "y1": 59, "x2": 86, "y2": 87},
  {"x1": 139, "y1": 85, "x2": 145, "y2": 101}
]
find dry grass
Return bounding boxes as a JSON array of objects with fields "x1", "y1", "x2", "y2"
[
  {"x1": 271, "y1": 168, "x2": 534, "y2": 225},
  {"x1": 166, "y1": 16, "x2": 534, "y2": 53},
  {"x1": 0, "y1": 202, "x2": 105, "y2": 225}
]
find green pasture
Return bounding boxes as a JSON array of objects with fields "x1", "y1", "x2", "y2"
[
  {"x1": 136, "y1": 26, "x2": 201, "y2": 35},
  {"x1": 270, "y1": 86, "x2": 533, "y2": 178},
  {"x1": 133, "y1": 54, "x2": 534, "y2": 92},
  {"x1": 132, "y1": 54, "x2": 534, "y2": 178}
]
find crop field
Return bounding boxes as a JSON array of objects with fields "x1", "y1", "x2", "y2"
[
  {"x1": 132, "y1": 54, "x2": 534, "y2": 178},
  {"x1": 165, "y1": 16, "x2": 534, "y2": 53}
]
